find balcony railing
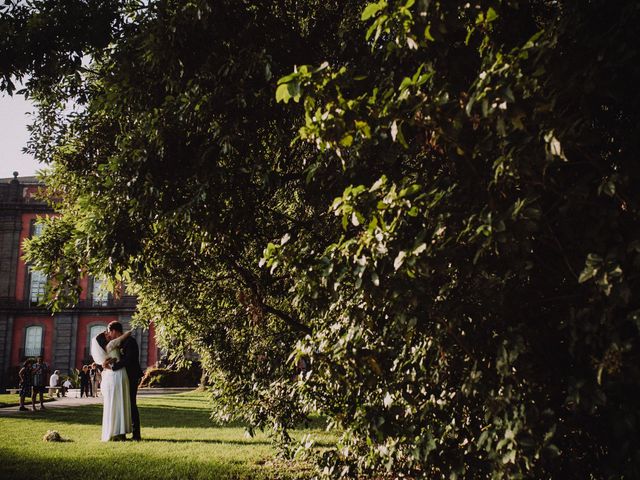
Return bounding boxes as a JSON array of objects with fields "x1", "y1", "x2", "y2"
[
  {"x1": 83, "y1": 295, "x2": 137, "y2": 308},
  {"x1": 6, "y1": 295, "x2": 137, "y2": 310}
]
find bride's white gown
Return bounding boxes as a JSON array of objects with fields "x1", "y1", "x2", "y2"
[{"x1": 91, "y1": 335, "x2": 132, "y2": 441}]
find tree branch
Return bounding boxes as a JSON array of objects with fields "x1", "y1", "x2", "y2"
[
  {"x1": 228, "y1": 253, "x2": 312, "y2": 335},
  {"x1": 262, "y1": 303, "x2": 312, "y2": 335}
]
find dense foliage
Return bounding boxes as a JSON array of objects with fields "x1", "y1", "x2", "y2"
[{"x1": 4, "y1": 0, "x2": 639, "y2": 477}]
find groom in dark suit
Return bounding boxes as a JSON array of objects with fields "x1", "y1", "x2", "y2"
[{"x1": 107, "y1": 321, "x2": 144, "y2": 441}]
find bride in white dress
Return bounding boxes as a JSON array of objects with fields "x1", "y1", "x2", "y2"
[{"x1": 90, "y1": 330, "x2": 132, "y2": 441}]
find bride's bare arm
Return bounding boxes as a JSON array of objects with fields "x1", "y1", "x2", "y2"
[
  {"x1": 106, "y1": 330, "x2": 132, "y2": 351},
  {"x1": 116, "y1": 330, "x2": 132, "y2": 343}
]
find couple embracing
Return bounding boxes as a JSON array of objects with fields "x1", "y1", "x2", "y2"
[{"x1": 90, "y1": 321, "x2": 143, "y2": 441}]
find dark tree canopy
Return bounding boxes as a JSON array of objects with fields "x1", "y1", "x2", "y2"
[{"x1": 6, "y1": 0, "x2": 640, "y2": 478}]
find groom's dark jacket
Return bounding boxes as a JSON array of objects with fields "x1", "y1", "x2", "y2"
[{"x1": 111, "y1": 336, "x2": 144, "y2": 381}]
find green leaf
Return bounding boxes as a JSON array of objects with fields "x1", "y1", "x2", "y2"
[
  {"x1": 477, "y1": 430, "x2": 489, "y2": 448},
  {"x1": 413, "y1": 243, "x2": 427, "y2": 255},
  {"x1": 275, "y1": 83, "x2": 290, "y2": 103},
  {"x1": 544, "y1": 131, "x2": 567, "y2": 161},
  {"x1": 502, "y1": 450, "x2": 516, "y2": 464},
  {"x1": 424, "y1": 25, "x2": 435, "y2": 42},
  {"x1": 277, "y1": 72, "x2": 297, "y2": 85},
  {"x1": 370, "y1": 175, "x2": 387, "y2": 192},
  {"x1": 394, "y1": 251, "x2": 407, "y2": 270},
  {"x1": 391, "y1": 120, "x2": 408, "y2": 148},
  {"x1": 399, "y1": 184, "x2": 421, "y2": 198},
  {"x1": 486, "y1": 7, "x2": 498, "y2": 23},
  {"x1": 465, "y1": 26, "x2": 475, "y2": 45},
  {"x1": 578, "y1": 254, "x2": 603, "y2": 283},
  {"x1": 355, "y1": 120, "x2": 372, "y2": 138},
  {"x1": 545, "y1": 444, "x2": 561, "y2": 457},
  {"x1": 600, "y1": 179, "x2": 616, "y2": 197},
  {"x1": 361, "y1": 1, "x2": 387, "y2": 21},
  {"x1": 287, "y1": 82, "x2": 301, "y2": 103},
  {"x1": 340, "y1": 134, "x2": 354, "y2": 147}
]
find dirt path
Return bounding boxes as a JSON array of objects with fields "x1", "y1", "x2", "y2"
[
  {"x1": 0, "y1": 388, "x2": 192, "y2": 416},
  {"x1": 0, "y1": 394, "x2": 102, "y2": 416}
]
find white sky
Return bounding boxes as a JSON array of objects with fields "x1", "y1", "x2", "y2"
[{"x1": 0, "y1": 92, "x2": 42, "y2": 178}]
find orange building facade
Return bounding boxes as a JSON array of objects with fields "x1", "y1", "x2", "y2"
[{"x1": 0, "y1": 173, "x2": 158, "y2": 390}]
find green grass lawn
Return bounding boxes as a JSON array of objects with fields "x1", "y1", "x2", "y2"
[
  {"x1": 0, "y1": 393, "x2": 56, "y2": 408},
  {"x1": 0, "y1": 392, "x2": 334, "y2": 479}
]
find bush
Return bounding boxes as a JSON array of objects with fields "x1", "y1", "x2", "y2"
[{"x1": 139, "y1": 363, "x2": 202, "y2": 388}]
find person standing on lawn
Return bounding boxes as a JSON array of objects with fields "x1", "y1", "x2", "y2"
[
  {"x1": 80, "y1": 365, "x2": 91, "y2": 398},
  {"x1": 106, "y1": 321, "x2": 144, "y2": 441},
  {"x1": 90, "y1": 363, "x2": 101, "y2": 397},
  {"x1": 18, "y1": 359, "x2": 34, "y2": 411},
  {"x1": 32, "y1": 356, "x2": 49, "y2": 410},
  {"x1": 49, "y1": 370, "x2": 61, "y2": 398},
  {"x1": 62, "y1": 378, "x2": 72, "y2": 396},
  {"x1": 92, "y1": 326, "x2": 134, "y2": 441}
]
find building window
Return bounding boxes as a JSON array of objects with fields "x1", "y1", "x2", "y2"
[
  {"x1": 24, "y1": 325, "x2": 43, "y2": 357},
  {"x1": 28, "y1": 220, "x2": 47, "y2": 305},
  {"x1": 91, "y1": 277, "x2": 110, "y2": 306},
  {"x1": 33, "y1": 222, "x2": 44, "y2": 237},
  {"x1": 29, "y1": 268, "x2": 47, "y2": 305}
]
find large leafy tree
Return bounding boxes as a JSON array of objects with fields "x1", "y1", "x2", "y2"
[
  {"x1": 13, "y1": 0, "x2": 364, "y2": 442},
  {"x1": 5, "y1": 0, "x2": 639, "y2": 478},
  {"x1": 270, "y1": 1, "x2": 640, "y2": 477}
]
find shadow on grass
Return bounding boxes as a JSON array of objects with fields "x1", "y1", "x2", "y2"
[
  {"x1": 142, "y1": 438, "x2": 271, "y2": 445},
  {"x1": 0, "y1": 450, "x2": 293, "y2": 480},
  {"x1": 148, "y1": 395, "x2": 210, "y2": 402},
  {"x1": 8, "y1": 403, "x2": 222, "y2": 428},
  {"x1": 295, "y1": 414, "x2": 330, "y2": 430},
  {"x1": 8, "y1": 405, "x2": 332, "y2": 436}
]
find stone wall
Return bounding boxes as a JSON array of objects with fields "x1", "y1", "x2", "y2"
[
  {"x1": 0, "y1": 314, "x2": 13, "y2": 389},
  {"x1": 0, "y1": 179, "x2": 21, "y2": 388},
  {"x1": 52, "y1": 314, "x2": 78, "y2": 373},
  {"x1": 0, "y1": 182, "x2": 21, "y2": 302}
]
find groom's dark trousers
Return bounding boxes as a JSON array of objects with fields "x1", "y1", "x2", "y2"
[{"x1": 112, "y1": 336, "x2": 144, "y2": 439}]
